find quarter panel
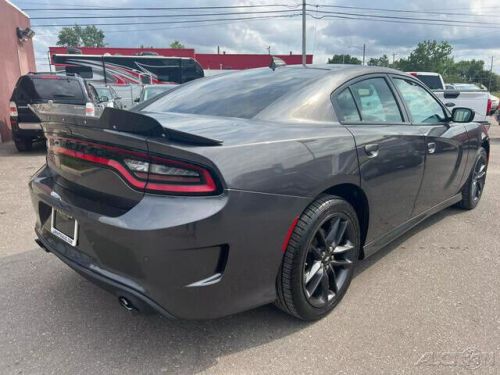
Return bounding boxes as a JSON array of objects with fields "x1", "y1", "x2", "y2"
[{"x1": 198, "y1": 124, "x2": 359, "y2": 197}]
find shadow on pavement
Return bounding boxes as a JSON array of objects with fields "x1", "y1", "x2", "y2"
[
  {"x1": 0, "y1": 140, "x2": 46, "y2": 157},
  {"x1": 0, "y1": 205, "x2": 468, "y2": 373},
  {"x1": 355, "y1": 206, "x2": 464, "y2": 276}
]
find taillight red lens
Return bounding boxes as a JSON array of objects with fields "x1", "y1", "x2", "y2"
[
  {"x1": 85, "y1": 102, "x2": 95, "y2": 117},
  {"x1": 9, "y1": 101, "x2": 18, "y2": 117},
  {"x1": 487, "y1": 98, "x2": 492, "y2": 114},
  {"x1": 47, "y1": 137, "x2": 218, "y2": 195}
]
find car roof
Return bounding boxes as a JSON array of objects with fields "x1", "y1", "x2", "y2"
[{"x1": 275, "y1": 63, "x2": 405, "y2": 77}]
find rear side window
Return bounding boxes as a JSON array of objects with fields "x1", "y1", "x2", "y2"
[
  {"x1": 349, "y1": 78, "x2": 403, "y2": 123},
  {"x1": 414, "y1": 74, "x2": 442, "y2": 90},
  {"x1": 336, "y1": 89, "x2": 360, "y2": 122},
  {"x1": 14, "y1": 77, "x2": 86, "y2": 103},
  {"x1": 393, "y1": 78, "x2": 446, "y2": 124}
]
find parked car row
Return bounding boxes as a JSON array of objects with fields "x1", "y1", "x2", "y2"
[{"x1": 8, "y1": 72, "x2": 178, "y2": 151}]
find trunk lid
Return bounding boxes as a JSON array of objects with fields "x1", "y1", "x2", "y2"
[{"x1": 32, "y1": 106, "x2": 223, "y2": 212}]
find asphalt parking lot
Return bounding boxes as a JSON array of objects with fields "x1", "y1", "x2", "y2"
[{"x1": 0, "y1": 124, "x2": 499, "y2": 375}]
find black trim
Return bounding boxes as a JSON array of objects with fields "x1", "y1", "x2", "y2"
[{"x1": 363, "y1": 193, "x2": 462, "y2": 258}]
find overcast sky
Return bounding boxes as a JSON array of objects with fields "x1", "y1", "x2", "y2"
[{"x1": 14, "y1": 0, "x2": 500, "y2": 73}]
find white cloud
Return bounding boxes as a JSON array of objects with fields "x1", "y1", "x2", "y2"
[{"x1": 13, "y1": 0, "x2": 500, "y2": 73}]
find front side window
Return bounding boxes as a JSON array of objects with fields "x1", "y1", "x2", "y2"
[
  {"x1": 393, "y1": 78, "x2": 447, "y2": 124},
  {"x1": 349, "y1": 78, "x2": 403, "y2": 123}
]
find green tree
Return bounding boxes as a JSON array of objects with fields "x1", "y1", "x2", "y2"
[
  {"x1": 397, "y1": 40, "x2": 454, "y2": 75},
  {"x1": 368, "y1": 54, "x2": 391, "y2": 67},
  {"x1": 327, "y1": 54, "x2": 361, "y2": 65},
  {"x1": 56, "y1": 25, "x2": 105, "y2": 47},
  {"x1": 170, "y1": 41, "x2": 185, "y2": 49}
]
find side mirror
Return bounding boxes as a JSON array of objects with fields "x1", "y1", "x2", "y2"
[
  {"x1": 451, "y1": 107, "x2": 475, "y2": 123},
  {"x1": 99, "y1": 96, "x2": 109, "y2": 103}
]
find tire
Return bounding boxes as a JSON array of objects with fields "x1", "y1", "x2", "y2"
[
  {"x1": 458, "y1": 147, "x2": 487, "y2": 210},
  {"x1": 14, "y1": 138, "x2": 33, "y2": 152},
  {"x1": 276, "y1": 195, "x2": 361, "y2": 320}
]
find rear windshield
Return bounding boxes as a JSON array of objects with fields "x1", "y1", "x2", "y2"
[
  {"x1": 14, "y1": 76, "x2": 86, "y2": 103},
  {"x1": 415, "y1": 74, "x2": 443, "y2": 90},
  {"x1": 142, "y1": 68, "x2": 325, "y2": 119}
]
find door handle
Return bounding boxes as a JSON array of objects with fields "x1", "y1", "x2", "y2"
[
  {"x1": 445, "y1": 102, "x2": 456, "y2": 107},
  {"x1": 364, "y1": 144, "x2": 379, "y2": 158},
  {"x1": 427, "y1": 142, "x2": 436, "y2": 154}
]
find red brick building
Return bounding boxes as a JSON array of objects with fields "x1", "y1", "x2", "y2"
[{"x1": 0, "y1": 0, "x2": 36, "y2": 142}]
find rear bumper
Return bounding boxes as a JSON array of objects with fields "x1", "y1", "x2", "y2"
[
  {"x1": 30, "y1": 166, "x2": 309, "y2": 319},
  {"x1": 35, "y1": 232, "x2": 176, "y2": 318},
  {"x1": 11, "y1": 121, "x2": 44, "y2": 139}
]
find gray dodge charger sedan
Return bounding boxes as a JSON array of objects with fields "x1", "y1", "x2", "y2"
[{"x1": 30, "y1": 65, "x2": 489, "y2": 320}]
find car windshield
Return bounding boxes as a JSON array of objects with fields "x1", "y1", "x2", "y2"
[
  {"x1": 143, "y1": 85, "x2": 176, "y2": 101},
  {"x1": 143, "y1": 68, "x2": 326, "y2": 119}
]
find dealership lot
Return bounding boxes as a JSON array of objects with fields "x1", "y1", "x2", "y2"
[{"x1": 0, "y1": 124, "x2": 499, "y2": 374}]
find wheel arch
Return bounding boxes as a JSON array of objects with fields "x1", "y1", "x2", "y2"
[
  {"x1": 481, "y1": 138, "x2": 490, "y2": 160},
  {"x1": 320, "y1": 183, "x2": 370, "y2": 259}
]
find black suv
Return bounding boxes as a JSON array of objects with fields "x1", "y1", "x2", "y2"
[{"x1": 9, "y1": 73, "x2": 101, "y2": 151}]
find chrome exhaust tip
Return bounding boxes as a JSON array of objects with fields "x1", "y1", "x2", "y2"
[{"x1": 118, "y1": 296, "x2": 137, "y2": 312}]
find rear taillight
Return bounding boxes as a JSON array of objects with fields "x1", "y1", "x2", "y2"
[
  {"x1": 47, "y1": 137, "x2": 218, "y2": 195},
  {"x1": 9, "y1": 101, "x2": 18, "y2": 117},
  {"x1": 9, "y1": 101, "x2": 18, "y2": 127},
  {"x1": 85, "y1": 102, "x2": 95, "y2": 116},
  {"x1": 487, "y1": 98, "x2": 492, "y2": 114}
]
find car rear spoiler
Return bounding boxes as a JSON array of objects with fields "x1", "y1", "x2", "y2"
[{"x1": 29, "y1": 104, "x2": 222, "y2": 146}]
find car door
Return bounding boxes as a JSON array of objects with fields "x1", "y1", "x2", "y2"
[
  {"x1": 332, "y1": 75, "x2": 427, "y2": 247},
  {"x1": 390, "y1": 76, "x2": 468, "y2": 215}
]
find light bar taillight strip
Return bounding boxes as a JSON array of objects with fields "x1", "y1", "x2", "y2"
[{"x1": 48, "y1": 137, "x2": 218, "y2": 195}]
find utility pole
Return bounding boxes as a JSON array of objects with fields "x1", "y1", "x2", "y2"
[
  {"x1": 392, "y1": 53, "x2": 396, "y2": 64},
  {"x1": 488, "y1": 56, "x2": 494, "y2": 91},
  {"x1": 302, "y1": 0, "x2": 306, "y2": 65},
  {"x1": 47, "y1": 52, "x2": 52, "y2": 73},
  {"x1": 362, "y1": 44, "x2": 366, "y2": 65}
]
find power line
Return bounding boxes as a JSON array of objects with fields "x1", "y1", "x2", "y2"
[
  {"x1": 23, "y1": 4, "x2": 301, "y2": 11},
  {"x1": 307, "y1": 9, "x2": 500, "y2": 27},
  {"x1": 33, "y1": 13, "x2": 302, "y2": 28},
  {"x1": 94, "y1": 14, "x2": 302, "y2": 33},
  {"x1": 307, "y1": 13, "x2": 500, "y2": 30},
  {"x1": 30, "y1": 9, "x2": 301, "y2": 20},
  {"x1": 308, "y1": 3, "x2": 496, "y2": 18}
]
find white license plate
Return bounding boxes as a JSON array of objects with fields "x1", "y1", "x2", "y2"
[
  {"x1": 50, "y1": 208, "x2": 78, "y2": 246},
  {"x1": 18, "y1": 122, "x2": 42, "y2": 130}
]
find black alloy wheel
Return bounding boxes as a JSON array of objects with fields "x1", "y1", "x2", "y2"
[
  {"x1": 459, "y1": 147, "x2": 488, "y2": 210},
  {"x1": 276, "y1": 195, "x2": 360, "y2": 320},
  {"x1": 303, "y1": 214, "x2": 356, "y2": 308}
]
